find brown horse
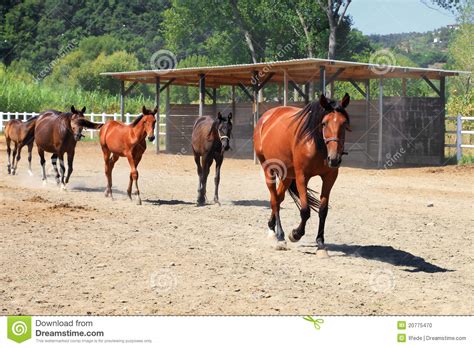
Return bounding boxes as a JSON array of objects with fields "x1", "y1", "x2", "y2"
[
  {"x1": 99, "y1": 106, "x2": 157, "y2": 205},
  {"x1": 254, "y1": 93, "x2": 351, "y2": 253},
  {"x1": 191, "y1": 112, "x2": 233, "y2": 206},
  {"x1": 35, "y1": 106, "x2": 102, "y2": 188},
  {"x1": 4, "y1": 116, "x2": 38, "y2": 175}
]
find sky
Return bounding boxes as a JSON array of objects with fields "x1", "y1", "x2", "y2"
[{"x1": 350, "y1": 0, "x2": 457, "y2": 35}]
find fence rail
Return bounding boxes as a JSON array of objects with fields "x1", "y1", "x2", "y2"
[
  {"x1": 0, "y1": 112, "x2": 166, "y2": 139},
  {"x1": 445, "y1": 115, "x2": 474, "y2": 162}
]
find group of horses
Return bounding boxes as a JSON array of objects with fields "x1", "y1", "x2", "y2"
[{"x1": 4, "y1": 93, "x2": 351, "y2": 254}]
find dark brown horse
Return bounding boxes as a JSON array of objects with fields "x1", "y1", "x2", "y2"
[
  {"x1": 192, "y1": 112, "x2": 233, "y2": 206},
  {"x1": 4, "y1": 116, "x2": 38, "y2": 175},
  {"x1": 35, "y1": 106, "x2": 102, "y2": 188},
  {"x1": 99, "y1": 106, "x2": 157, "y2": 205},
  {"x1": 254, "y1": 94, "x2": 351, "y2": 254}
]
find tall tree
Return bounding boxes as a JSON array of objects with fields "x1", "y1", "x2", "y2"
[{"x1": 316, "y1": 0, "x2": 352, "y2": 59}]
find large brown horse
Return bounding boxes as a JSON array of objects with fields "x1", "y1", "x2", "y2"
[
  {"x1": 254, "y1": 93, "x2": 351, "y2": 254},
  {"x1": 35, "y1": 106, "x2": 102, "y2": 188},
  {"x1": 4, "y1": 116, "x2": 38, "y2": 175},
  {"x1": 191, "y1": 112, "x2": 233, "y2": 206},
  {"x1": 99, "y1": 106, "x2": 157, "y2": 205}
]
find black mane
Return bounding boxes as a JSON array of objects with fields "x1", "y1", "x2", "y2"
[{"x1": 131, "y1": 114, "x2": 144, "y2": 126}]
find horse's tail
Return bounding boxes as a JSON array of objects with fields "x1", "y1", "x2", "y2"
[
  {"x1": 287, "y1": 179, "x2": 320, "y2": 212},
  {"x1": 78, "y1": 119, "x2": 103, "y2": 129}
]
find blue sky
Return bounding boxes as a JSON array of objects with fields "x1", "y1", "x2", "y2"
[{"x1": 350, "y1": 0, "x2": 456, "y2": 35}]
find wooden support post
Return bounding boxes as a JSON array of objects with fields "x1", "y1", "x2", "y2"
[
  {"x1": 155, "y1": 77, "x2": 160, "y2": 154},
  {"x1": 319, "y1": 66, "x2": 326, "y2": 96},
  {"x1": 377, "y1": 79, "x2": 383, "y2": 168},
  {"x1": 365, "y1": 80, "x2": 370, "y2": 164},
  {"x1": 199, "y1": 74, "x2": 205, "y2": 116},
  {"x1": 283, "y1": 70, "x2": 288, "y2": 106},
  {"x1": 212, "y1": 87, "x2": 217, "y2": 115},
  {"x1": 440, "y1": 76, "x2": 446, "y2": 163},
  {"x1": 253, "y1": 71, "x2": 259, "y2": 164},
  {"x1": 304, "y1": 82, "x2": 310, "y2": 104},
  {"x1": 165, "y1": 83, "x2": 170, "y2": 152},
  {"x1": 231, "y1": 85, "x2": 236, "y2": 150},
  {"x1": 120, "y1": 80, "x2": 125, "y2": 122},
  {"x1": 402, "y1": 78, "x2": 407, "y2": 96}
]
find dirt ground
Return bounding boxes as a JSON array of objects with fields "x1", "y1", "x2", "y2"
[{"x1": 0, "y1": 139, "x2": 472, "y2": 315}]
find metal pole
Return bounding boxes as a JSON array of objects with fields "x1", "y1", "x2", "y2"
[
  {"x1": 199, "y1": 74, "x2": 205, "y2": 116},
  {"x1": 456, "y1": 114, "x2": 462, "y2": 163},
  {"x1": 253, "y1": 71, "x2": 259, "y2": 164},
  {"x1": 319, "y1": 66, "x2": 326, "y2": 96},
  {"x1": 120, "y1": 80, "x2": 125, "y2": 122},
  {"x1": 155, "y1": 77, "x2": 160, "y2": 154},
  {"x1": 231, "y1": 85, "x2": 236, "y2": 150},
  {"x1": 365, "y1": 79, "x2": 370, "y2": 164},
  {"x1": 165, "y1": 84, "x2": 170, "y2": 153},
  {"x1": 283, "y1": 70, "x2": 288, "y2": 106},
  {"x1": 212, "y1": 87, "x2": 217, "y2": 115},
  {"x1": 377, "y1": 79, "x2": 383, "y2": 168},
  {"x1": 440, "y1": 76, "x2": 446, "y2": 164}
]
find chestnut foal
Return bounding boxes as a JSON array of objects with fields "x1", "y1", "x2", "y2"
[{"x1": 99, "y1": 106, "x2": 156, "y2": 204}]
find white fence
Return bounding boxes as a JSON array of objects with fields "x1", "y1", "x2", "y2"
[
  {"x1": 446, "y1": 115, "x2": 474, "y2": 162},
  {"x1": 0, "y1": 111, "x2": 166, "y2": 139}
]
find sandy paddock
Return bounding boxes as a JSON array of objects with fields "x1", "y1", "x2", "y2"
[{"x1": 0, "y1": 139, "x2": 472, "y2": 315}]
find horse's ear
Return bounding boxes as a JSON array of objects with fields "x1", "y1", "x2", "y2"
[
  {"x1": 227, "y1": 112, "x2": 232, "y2": 121},
  {"x1": 81, "y1": 106, "x2": 86, "y2": 113},
  {"x1": 319, "y1": 94, "x2": 333, "y2": 112},
  {"x1": 340, "y1": 93, "x2": 350, "y2": 109},
  {"x1": 217, "y1": 112, "x2": 223, "y2": 120},
  {"x1": 142, "y1": 106, "x2": 147, "y2": 115},
  {"x1": 71, "y1": 105, "x2": 76, "y2": 114}
]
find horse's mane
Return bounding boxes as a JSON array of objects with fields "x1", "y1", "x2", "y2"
[
  {"x1": 291, "y1": 98, "x2": 349, "y2": 149},
  {"x1": 131, "y1": 114, "x2": 144, "y2": 127}
]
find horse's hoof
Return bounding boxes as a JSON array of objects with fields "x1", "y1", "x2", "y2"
[
  {"x1": 60, "y1": 184, "x2": 67, "y2": 191},
  {"x1": 214, "y1": 199, "x2": 221, "y2": 206},
  {"x1": 137, "y1": 199, "x2": 142, "y2": 205},
  {"x1": 275, "y1": 241, "x2": 288, "y2": 251},
  {"x1": 28, "y1": 170, "x2": 33, "y2": 177},
  {"x1": 316, "y1": 249, "x2": 330, "y2": 259},
  {"x1": 42, "y1": 180, "x2": 47, "y2": 186},
  {"x1": 266, "y1": 229, "x2": 277, "y2": 241},
  {"x1": 288, "y1": 230, "x2": 302, "y2": 243}
]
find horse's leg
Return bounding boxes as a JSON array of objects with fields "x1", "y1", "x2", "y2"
[
  {"x1": 65, "y1": 149, "x2": 75, "y2": 184},
  {"x1": 126, "y1": 153, "x2": 141, "y2": 205},
  {"x1": 268, "y1": 178, "x2": 290, "y2": 232},
  {"x1": 6, "y1": 137, "x2": 12, "y2": 174},
  {"x1": 101, "y1": 147, "x2": 112, "y2": 198},
  {"x1": 51, "y1": 154, "x2": 60, "y2": 185},
  {"x1": 213, "y1": 153, "x2": 223, "y2": 205},
  {"x1": 58, "y1": 153, "x2": 66, "y2": 189},
  {"x1": 38, "y1": 148, "x2": 47, "y2": 182},
  {"x1": 132, "y1": 152, "x2": 144, "y2": 205},
  {"x1": 198, "y1": 153, "x2": 212, "y2": 206},
  {"x1": 11, "y1": 143, "x2": 18, "y2": 175},
  {"x1": 289, "y1": 173, "x2": 310, "y2": 242},
  {"x1": 316, "y1": 171, "x2": 338, "y2": 252},
  {"x1": 13, "y1": 143, "x2": 24, "y2": 175},
  {"x1": 265, "y1": 172, "x2": 291, "y2": 250},
  {"x1": 27, "y1": 142, "x2": 33, "y2": 176},
  {"x1": 193, "y1": 152, "x2": 204, "y2": 205}
]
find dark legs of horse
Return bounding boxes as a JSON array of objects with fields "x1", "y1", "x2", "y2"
[
  {"x1": 10, "y1": 143, "x2": 18, "y2": 175},
  {"x1": 316, "y1": 171, "x2": 338, "y2": 250},
  {"x1": 11, "y1": 143, "x2": 25, "y2": 175},
  {"x1": 65, "y1": 150, "x2": 75, "y2": 184},
  {"x1": 51, "y1": 154, "x2": 60, "y2": 184},
  {"x1": 6, "y1": 137, "x2": 11, "y2": 174},
  {"x1": 38, "y1": 148, "x2": 47, "y2": 182},
  {"x1": 102, "y1": 147, "x2": 118, "y2": 199},
  {"x1": 27, "y1": 142, "x2": 33, "y2": 176},
  {"x1": 265, "y1": 171, "x2": 291, "y2": 250},
  {"x1": 193, "y1": 152, "x2": 204, "y2": 206},
  {"x1": 196, "y1": 153, "x2": 212, "y2": 206},
  {"x1": 289, "y1": 174, "x2": 310, "y2": 242},
  {"x1": 126, "y1": 150, "x2": 143, "y2": 205},
  {"x1": 213, "y1": 153, "x2": 223, "y2": 205},
  {"x1": 58, "y1": 154, "x2": 66, "y2": 188}
]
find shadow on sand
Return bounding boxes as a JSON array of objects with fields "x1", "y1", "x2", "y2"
[
  {"x1": 144, "y1": 199, "x2": 194, "y2": 206},
  {"x1": 299, "y1": 243, "x2": 452, "y2": 273},
  {"x1": 231, "y1": 199, "x2": 269, "y2": 207}
]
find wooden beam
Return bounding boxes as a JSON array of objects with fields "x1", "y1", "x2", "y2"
[
  {"x1": 199, "y1": 74, "x2": 205, "y2": 116},
  {"x1": 124, "y1": 81, "x2": 138, "y2": 97},
  {"x1": 348, "y1": 78, "x2": 367, "y2": 98},
  {"x1": 205, "y1": 88, "x2": 214, "y2": 100},
  {"x1": 256, "y1": 72, "x2": 275, "y2": 91},
  {"x1": 159, "y1": 78, "x2": 175, "y2": 92},
  {"x1": 155, "y1": 77, "x2": 160, "y2": 154},
  {"x1": 421, "y1": 75, "x2": 441, "y2": 97},
  {"x1": 325, "y1": 67, "x2": 345, "y2": 86},
  {"x1": 237, "y1": 83, "x2": 253, "y2": 101},
  {"x1": 289, "y1": 80, "x2": 308, "y2": 100},
  {"x1": 319, "y1": 66, "x2": 326, "y2": 95}
]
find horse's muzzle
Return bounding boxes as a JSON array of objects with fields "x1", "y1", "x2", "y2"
[
  {"x1": 148, "y1": 135, "x2": 155, "y2": 142},
  {"x1": 327, "y1": 157, "x2": 342, "y2": 168}
]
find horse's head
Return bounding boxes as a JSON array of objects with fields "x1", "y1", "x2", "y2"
[
  {"x1": 217, "y1": 112, "x2": 233, "y2": 152},
  {"x1": 142, "y1": 106, "x2": 158, "y2": 142},
  {"x1": 319, "y1": 93, "x2": 351, "y2": 168},
  {"x1": 70, "y1": 105, "x2": 87, "y2": 141}
]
